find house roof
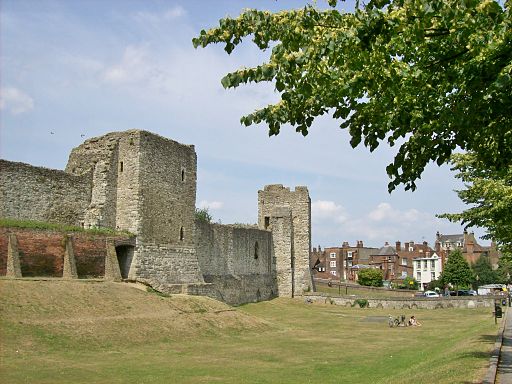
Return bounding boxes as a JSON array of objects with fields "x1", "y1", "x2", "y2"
[
  {"x1": 375, "y1": 245, "x2": 397, "y2": 256},
  {"x1": 438, "y1": 234, "x2": 464, "y2": 243}
]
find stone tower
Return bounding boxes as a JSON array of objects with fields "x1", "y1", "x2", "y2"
[
  {"x1": 66, "y1": 130, "x2": 203, "y2": 284},
  {"x1": 258, "y1": 185, "x2": 313, "y2": 297}
]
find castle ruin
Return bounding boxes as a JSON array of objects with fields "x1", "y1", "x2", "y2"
[{"x1": 0, "y1": 130, "x2": 313, "y2": 305}]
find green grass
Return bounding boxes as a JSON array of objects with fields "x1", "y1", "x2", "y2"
[
  {"x1": 0, "y1": 280, "x2": 499, "y2": 384},
  {"x1": 315, "y1": 281, "x2": 417, "y2": 298},
  {"x1": 0, "y1": 217, "x2": 133, "y2": 236}
]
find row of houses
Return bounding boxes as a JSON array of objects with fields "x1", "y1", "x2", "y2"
[{"x1": 310, "y1": 231, "x2": 500, "y2": 291}]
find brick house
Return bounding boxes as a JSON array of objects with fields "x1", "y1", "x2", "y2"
[
  {"x1": 310, "y1": 241, "x2": 378, "y2": 281},
  {"x1": 435, "y1": 230, "x2": 501, "y2": 269},
  {"x1": 369, "y1": 241, "x2": 435, "y2": 282}
]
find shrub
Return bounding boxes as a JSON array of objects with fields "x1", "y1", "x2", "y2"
[
  {"x1": 195, "y1": 207, "x2": 213, "y2": 223},
  {"x1": 357, "y1": 268, "x2": 383, "y2": 287}
]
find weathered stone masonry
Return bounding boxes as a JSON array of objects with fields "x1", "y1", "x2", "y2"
[{"x1": 0, "y1": 130, "x2": 313, "y2": 305}]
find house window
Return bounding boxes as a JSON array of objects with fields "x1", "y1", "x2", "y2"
[
  {"x1": 119, "y1": 161, "x2": 124, "y2": 172},
  {"x1": 330, "y1": 252, "x2": 336, "y2": 259},
  {"x1": 264, "y1": 216, "x2": 270, "y2": 229},
  {"x1": 401, "y1": 271, "x2": 407, "y2": 278},
  {"x1": 181, "y1": 169, "x2": 185, "y2": 182},
  {"x1": 416, "y1": 261, "x2": 421, "y2": 269},
  {"x1": 254, "y1": 242, "x2": 259, "y2": 259},
  {"x1": 457, "y1": 242, "x2": 462, "y2": 247},
  {"x1": 402, "y1": 258, "x2": 407, "y2": 266},
  {"x1": 423, "y1": 260, "x2": 428, "y2": 270},
  {"x1": 179, "y1": 226, "x2": 184, "y2": 241},
  {"x1": 330, "y1": 261, "x2": 336, "y2": 268},
  {"x1": 348, "y1": 261, "x2": 353, "y2": 267},
  {"x1": 417, "y1": 272, "x2": 421, "y2": 280},
  {"x1": 347, "y1": 251, "x2": 353, "y2": 258},
  {"x1": 330, "y1": 271, "x2": 337, "y2": 276},
  {"x1": 431, "y1": 260, "x2": 435, "y2": 269},
  {"x1": 431, "y1": 272, "x2": 436, "y2": 280}
]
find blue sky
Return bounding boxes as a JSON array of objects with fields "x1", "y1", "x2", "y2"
[{"x1": 0, "y1": 0, "x2": 488, "y2": 248}]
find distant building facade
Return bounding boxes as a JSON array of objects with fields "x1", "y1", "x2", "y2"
[
  {"x1": 310, "y1": 241, "x2": 378, "y2": 281},
  {"x1": 370, "y1": 241, "x2": 436, "y2": 282},
  {"x1": 436, "y1": 231, "x2": 501, "y2": 269}
]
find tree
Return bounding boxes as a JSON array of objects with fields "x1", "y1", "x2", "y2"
[
  {"x1": 441, "y1": 249, "x2": 474, "y2": 292},
  {"x1": 438, "y1": 152, "x2": 512, "y2": 252},
  {"x1": 195, "y1": 207, "x2": 213, "y2": 223},
  {"x1": 496, "y1": 255, "x2": 512, "y2": 284},
  {"x1": 396, "y1": 275, "x2": 418, "y2": 290},
  {"x1": 193, "y1": 0, "x2": 512, "y2": 192},
  {"x1": 471, "y1": 255, "x2": 498, "y2": 286},
  {"x1": 357, "y1": 268, "x2": 383, "y2": 287}
]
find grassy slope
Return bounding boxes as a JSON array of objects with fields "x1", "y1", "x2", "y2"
[{"x1": 0, "y1": 280, "x2": 500, "y2": 384}]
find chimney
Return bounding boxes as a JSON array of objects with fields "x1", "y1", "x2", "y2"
[
  {"x1": 357, "y1": 240, "x2": 363, "y2": 248},
  {"x1": 359, "y1": 240, "x2": 364, "y2": 247},
  {"x1": 384, "y1": 241, "x2": 389, "y2": 246},
  {"x1": 423, "y1": 241, "x2": 428, "y2": 247},
  {"x1": 342, "y1": 241, "x2": 349, "y2": 248},
  {"x1": 313, "y1": 247, "x2": 317, "y2": 253},
  {"x1": 435, "y1": 240, "x2": 441, "y2": 253},
  {"x1": 467, "y1": 240, "x2": 474, "y2": 255},
  {"x1": 405, "y1": 242, "x2": 409, "y2": 251},
  {"x1": 396, "y1": 241, "x2": 401, "y2": 251}
]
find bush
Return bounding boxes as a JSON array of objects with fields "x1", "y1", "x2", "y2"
[
  {"x1": 397, "y1": 276, "x2": 419, "y2": 290},
  {"x1": 195, "y1": 208, "x2": 213, "y2": 223},
  {"x1": 354, "y1": 299, "x2": 368, "y2": 308},
  {"x1": 357, "y1": 268, "x2": 383, "y2": 287}
]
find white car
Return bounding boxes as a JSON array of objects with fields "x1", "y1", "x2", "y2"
[{"x1": 424, "y1": 290, "x2": 440, "y2": 298}]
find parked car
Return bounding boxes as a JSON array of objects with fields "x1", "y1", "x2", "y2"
[
  {"x1": 468, "y1": 290, "x2": 478, "y2": 296},
  {"x1": 450, "y1": 290, "x2": 473, "y2": 296},
  {"x1": 424, "y1": 290, "x2": 440, "y2": 298}
]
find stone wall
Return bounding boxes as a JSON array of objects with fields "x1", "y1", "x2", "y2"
[
  {"x1": 66, "y1": 132, "x2": 122, "y2": 229},
  {"x1": 304, "y1": 293, "x2": 496, "y2": 309},
  {"x1": 0, "y1": 160, "x2": 91, "y2": 226},
  {"x1": 258, "y1": 184, "x2": 313, "y2": 296},
  {"x1": 131, "y1": 131, "x2": 202, "y2": 284},
  {"x1": 195, "y1": 221, "x2": 277, "y2": 305}
]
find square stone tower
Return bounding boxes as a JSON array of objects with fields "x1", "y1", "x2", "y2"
[
  {"x1": 66, "y1": 130, "x2": 203, "y2": 284},
  {"x1": 258, "y1": 185, "x2": 313, "y2": 297}
]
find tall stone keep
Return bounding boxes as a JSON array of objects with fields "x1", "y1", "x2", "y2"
[
  {"x1": 66, "y1": 130, "x2": 203, "y2": 285},
  {"x1": 258, "y1": 185, "x2": 313, "y2": 297}
]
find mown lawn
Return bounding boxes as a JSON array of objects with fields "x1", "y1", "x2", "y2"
[{"x1": 0, "y1": 280, "x2": 500, "y2": 384}]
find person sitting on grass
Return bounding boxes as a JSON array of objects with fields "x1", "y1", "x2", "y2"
[{"x1": 409, "y1": 315, "x2": 422, "y2": 326}]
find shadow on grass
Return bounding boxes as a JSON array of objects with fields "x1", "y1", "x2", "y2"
[{"x1": 478, "y1": 334, "x2": 499, "y2": 343}]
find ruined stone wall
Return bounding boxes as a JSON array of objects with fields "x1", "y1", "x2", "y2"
[
  {"x1": 0, "y1": 160, "x2": 91, "y2": 226},
  {"x1": 258, "y1": 184, "x2": 313, "y2": 296},
  {"x1": 66, "y1": 132, "x2": 124, "y2": 229},
  {"x1": 195, "y1": 221, "x2": 277, "y2": 304}
]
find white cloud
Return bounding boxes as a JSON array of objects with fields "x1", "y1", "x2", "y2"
[
  {"x1": 132, "y1": 6, "x2": 186, "y2": 25},
  {"x1": 368, "y1": 202, "x2": 422, "y2": 223},
  {"x1": 102, "y1": 45, "x2": 158, "y2": 85},
  {"x1": 312, "y1": 200, "x2": 348, "y2": 223},
  {"x1": 198, "y1": 200, "x2": 224, "y2": 210},
  {"x1": 0, "y1": 87, "x2": 34, "y2": 115}
]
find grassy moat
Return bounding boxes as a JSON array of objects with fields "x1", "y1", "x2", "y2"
[{"x1": 0, "y1": 279, "x2": 499, "y2": 383}]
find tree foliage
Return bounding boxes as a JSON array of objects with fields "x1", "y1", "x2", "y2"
[
  {"x1": 357, "y1": 268, "x2": 383, "y2": 287},
  {"x1": 471, "y1": 255, "x2": 498, "y2": 285},
  {"x1": 195, "y1": 207, "x2": 213, "y2": 223},
  {"x1": 438, "y1": 152, "x2": 512, "y2": 252},
  {"x1": 441, "y1": 249, "x2": 474, "y2": 290},
  {"x1": 193, "y1": 0, "x2": 512, "y2": 192}
]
